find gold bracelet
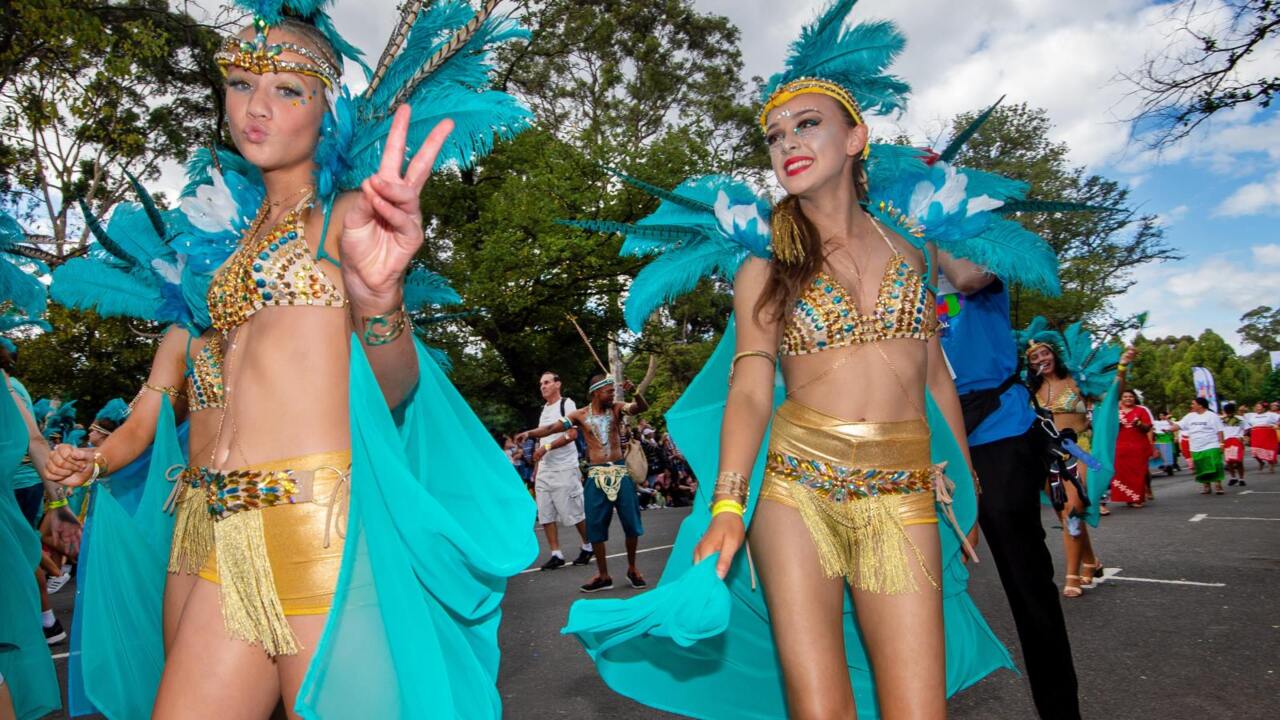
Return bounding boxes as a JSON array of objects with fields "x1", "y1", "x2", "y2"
[
  {"x1": 711, "y1": 499, "x2": 745, "y2": 518},
  {"x1": 90, "y1": 452, "x2": 109, "y2": 483},
  {"x1": 713, "y1": 470, "x2": 749, "y2": 505},
  {"x1": 361, "y1": 304, "x2": 408, "y2": 346}
]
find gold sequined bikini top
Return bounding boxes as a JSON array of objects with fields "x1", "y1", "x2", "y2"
[
  {"x1": 185, "y1": 334, "x2": 225, "y2": 412},
  {"x1": 1045, "y1": 387, "x2": 1087, "y2": 415},
  {"x1": 780, "y1": 252, "x2": 936, "y2": 357},
  {"x1": 206, "y1": 199, "x2": 346, "y2": 333}
]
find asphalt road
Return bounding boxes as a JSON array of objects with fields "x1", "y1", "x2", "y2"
[{"x1": 44, "y1": 466, "x2": 1280, "y2": 719}]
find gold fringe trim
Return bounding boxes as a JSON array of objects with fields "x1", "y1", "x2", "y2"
[
  {"x1": 212, "y1": 509, "x2": 299, "y2": 656},
  {"x1": 167, "y1": 481, "x2": 214, "y2": 574},
  {"x1": 788, "y1": 485, "x2": 938, "y2": 595},
  {"x1": 770, "y1": 208, "x2": 804, "y2": 265}
]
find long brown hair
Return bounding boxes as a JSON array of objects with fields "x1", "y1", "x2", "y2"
[{"x1": 754, "y1": 108, "x2": 869, "y2": 324}]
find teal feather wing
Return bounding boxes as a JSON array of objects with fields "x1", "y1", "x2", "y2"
[
  {"x1": 51, "y1": 258, "x2": 164, "y2": 320},
  {"x1": 937, "y1": 220, "x2": 1061, "y2": 296},
  {"x1": 124, "y1": 170, "x2": 168, "y2": 240},
  {"x1": 939, "y1": 96, "x2": 1005, "y2": 163},
  {"x1": 624, "y1": 241, "x2": 745, "y2": 332},
  {"x1": 599, "y1": 166, "x2": 714, "y2": 213}
]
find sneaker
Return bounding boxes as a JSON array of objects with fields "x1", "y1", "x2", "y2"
[
  {"x1": 540, "y1": 555, "x2": 566, "y2": 571},
  {"x1": 571, "y1": 548, "x2": 594, "y2": 566},
  {"x1": 579, "y1": 576, "x2": 614, "y2": 593},
  {"x1": 1239, "y1": 480, "x2": 1248, "y2": 487},
  {"x1": 44, "y1": 619, "x2": 66, "y2": 645},
  {"x1": 626, "y1": 569, "x2": 648, "y2": 589},
  {"x1": 1228, "y1": 478, "x2": 1238, "y2": 486},
  {"x1": 46, "y1": 570, "x2": 71, "y2": 594}
]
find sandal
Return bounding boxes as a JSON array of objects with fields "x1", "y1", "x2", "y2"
[
  {"x1": 1199, "y1": 486, "x2": 1211, "y2": 495},
  {"x1": 1063, "y1": 575, "x2": 1083, "y2": 598},
  {"x1": 1099, "y1": 506, "x2": 1111, "y2": 516},
  {"x1": 1082, "y1": 560, "x2": 1103, "y2": 587},
  {"x1": 1214, "y1": 487, "x2": 1225, "y2": 495}
]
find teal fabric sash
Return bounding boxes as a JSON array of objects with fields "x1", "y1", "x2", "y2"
[
  {"x1": 294, "y1": 337, "x2": 538, "y2": 718},
  {"x1": 562, "y1": 318, "x2": 1013, "y2": 719},
  {"x1": 0, "y1": 375, "x2": 60, "y2": 720}
]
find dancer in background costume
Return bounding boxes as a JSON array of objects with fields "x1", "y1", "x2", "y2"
[
  {"x1": 1172, "y1": 398, "x2": 1226, "y2": 494},
  {"x1": 1221, "y1": 403, "x2": 1246, "y2": 486},
  {"x1": 0, "y1": 211, "x2": 64, "y2": 720},
  {"x1": 1111, "y1": 389, "x2": 1153, "y2": 507},
  {"x1": 552, "y1": 2, "x2": 1070, "y2": 715},
  {"x1": 70, "y1": 2, "x2": 538, "y2": 717},
  {"x1": 1245, "y1": 401, "x2": 1277, "y2": 472},
  {"x1": 1020, "y1": 318, "x2": 1131, "y2": 597}
]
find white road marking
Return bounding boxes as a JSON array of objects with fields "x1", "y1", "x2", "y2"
[
  {"x1": 1238, "y1": 490, "x2": 1280, "y2": 494},
  {"x1": 1188, "y1": 515, "x2": 1280, "y2": 522},
  {"x1": 1098, "y1": 567, "x2": 1225, "y2": 588},
  {"x1": 520, "y1": 544, "x2": 675, "y2": 575}
]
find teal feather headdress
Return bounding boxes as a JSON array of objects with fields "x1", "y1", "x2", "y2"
[
  {"x1": 221, "y1": 1, "x2": 531, "y2": 200},
  {"x1": 42, "y1": 400, "x2": 78, "y2": 442},
  {"x1": 0, "y1": 210, "x2": 50, "y2": 319},
  {"x1": 1016, "y1": 316, "x2": 1121, "y2": 398},
  {"x1": 93, "y1": 397, "x2": 130, "y2": 426},
  {"x1": 759, "y1": 0, "x2": 910, "y2": 128}
]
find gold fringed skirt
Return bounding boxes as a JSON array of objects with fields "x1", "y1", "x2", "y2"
[
  {"x1": 761, "y1": 400, "x2": 938, "y2": 595},
  {"x1": 196, "y1": 450, "x2": 351, "y2": 656}
]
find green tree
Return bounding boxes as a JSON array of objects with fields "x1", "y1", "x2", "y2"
[
  {"x1": 1236, "y1": 305, "x2": 1280, "y2": 350},
  {"x1": 0, "y1": 0, "x2": 227, "y2": 252},
  {"x1": 11, "y1": 304, "x2": 160, "y2": 426},
  {"x1": 944, "y1": 103, "x2": 1181, "y2": 330},
  {"x1": 421, "y1": 0, "x2": 761, "y2": 429}
]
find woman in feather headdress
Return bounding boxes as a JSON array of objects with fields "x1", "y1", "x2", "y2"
[
  {"x1": 1022, "y1": 319, "x2": 1133, "y2": 597},
  {"x1": 44, "y1": 1, "x2": 536, "y2": 717}
]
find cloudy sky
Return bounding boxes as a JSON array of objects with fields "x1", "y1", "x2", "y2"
[{"x1": 206, "y1": 0, "x2": 1280, "y2": 347}]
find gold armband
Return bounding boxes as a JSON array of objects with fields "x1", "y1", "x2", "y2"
[
  {"x1": 728, "y1": 350, "x2": 776, "y2": 386},
  {"x1": 713, "y1": 470, "x2": 750, "y2": 506}
]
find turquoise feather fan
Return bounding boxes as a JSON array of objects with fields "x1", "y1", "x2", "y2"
[{"x1": 561, "y1": 171, "x2": 772, "y2": 333}]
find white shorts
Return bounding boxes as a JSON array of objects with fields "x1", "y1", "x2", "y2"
[{"x1": 536, "y1": 464, "x2": 585, "y2": 526}]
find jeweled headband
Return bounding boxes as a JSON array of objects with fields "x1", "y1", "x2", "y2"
[
  {"x1": 1025, "y1": 340, "x2": 1055, "y2": 358},
  {"x1": 215, "y1": 16, "x2": 342, "y2": 90},
  {"x1": 589, "y1": 377, "x2": 616, "y2": 393},
  {"x1": 759, "y1": 77, "x2": 871, "y2": 161}
]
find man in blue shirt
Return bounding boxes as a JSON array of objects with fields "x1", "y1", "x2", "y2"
[{"x1": 938, "y1": 253, "x2": 1080, "y2": 720}]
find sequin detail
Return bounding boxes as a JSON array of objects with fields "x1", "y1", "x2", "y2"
[
  {"x1": 765, "y1": 450, "x2": 934, "y2": 501},
  {"x1": 186, "y1": 334, "x2": 226, "y2": 411},
  {"x1": 780, "y1": 253, "x2": 935, "y2": 356},
  {"x1": 203, "y1": 467, "x2": 299, "y2": 521},
  {"x1": 206, "y1": 205, "x2": 346, "y2": 333}
]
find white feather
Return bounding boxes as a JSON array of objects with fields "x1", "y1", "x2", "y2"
[
  {"x1": 714, "y1": 190, "x2": 768, "y2": 238},
  {"x1": 180, "y1": 170, "x2": 237, "y2": 234}
]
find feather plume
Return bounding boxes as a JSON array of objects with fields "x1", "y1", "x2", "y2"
[
  {"x1": 624, "y1": 241, "x2": 744, "y2": 332},
  {"x1": 125, "y1": 170, "x2": 168, "y2": 240},
  {"x1": 51, "y1": 258, "x2": 166, "y2": 321},
  {"x1": 94, "y1": 398, "x2": 130, "y2": 424},
  {"x1": 557, "y1": 220, "x2": 700, "y2": 249},
  {"x1": 403, "y1": 267, "x2": 462, "y2": 310},
  {"x1": 995, "y1": 200, "x2": 1118, "y2": 215},
  {"x1": 939, "y1": 96, "x2": 1005, "y2": 163},
  {"x1": 598, "y1": 166, "x2": 714, "y2": 213},
  {"x1": 78, "y1": 200, "x2": 141, "y2": 268}
]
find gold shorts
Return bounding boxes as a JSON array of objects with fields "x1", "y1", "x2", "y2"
[
  {"x1": 760, "y1": 400, "x2": 938, "y2": 594},
  {"x1": 199, "y1": 450, "x2": 350, "y2": 615}
]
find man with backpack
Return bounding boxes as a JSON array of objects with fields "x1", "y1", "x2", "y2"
[{"x1": 533, "y1": 371, "x2": 594, "y2": 570}]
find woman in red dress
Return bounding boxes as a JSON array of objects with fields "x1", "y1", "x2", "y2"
[{"x1": 1111, "y1": 389, "x2": 1154, "y2": 507}]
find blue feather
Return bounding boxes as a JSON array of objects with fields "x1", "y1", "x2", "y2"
[
  {"x1": 124, "y1": 170, "x2": 168, "y2": 240},
  {"x1": 93, "y1": 398, "x2": 130, "y2": 424},
  {"x1": 403, "y1": 267, "x2": 462, "y2": 311},
  {"x1": 625, "y1": 241, "x2": 745, "y2": 333},
  {"x1": 51, "y1": 258, "x2": 167, "y2": 322}
]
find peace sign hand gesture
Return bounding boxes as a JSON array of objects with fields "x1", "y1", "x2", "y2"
[{"x1": 341, "y1": 104, "x2": 454, "y2": 313}]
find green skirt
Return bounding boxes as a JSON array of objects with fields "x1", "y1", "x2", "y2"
[{"x1": 1191, "y1": 448, "x2": 1225, "y2": 484}]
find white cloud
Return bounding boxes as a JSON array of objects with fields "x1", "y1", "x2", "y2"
[
  {"x1": 1155, "y1": 204, "x2": 1189, "y2": 227},
  {"x1": 1252, "y1": 244, "x2": 1280, "y2": 266},
  {"x1": 1215, "y1": 171, "x2": 1280, "y2": 217},
  {"x1": 1112, "y1": 251, "x2": 1280, "y2": 348}
]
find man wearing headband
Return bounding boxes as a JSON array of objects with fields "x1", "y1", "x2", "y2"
[{"x1": 518, "y1": 373, "x2": 652, "y2": 593}]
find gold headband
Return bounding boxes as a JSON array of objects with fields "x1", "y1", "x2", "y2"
[
  {"x1": 759, "y1": 78, "x2": 871, "y2": 160},
  {"x1": 89, "y1": 423, "x2": 113, "y2": 437},
  {"x1": 1025, "y1": 340, "x2": 1055, "y2": 358},
  {"x1": 215, "y1": 18, "x2": 341, "y2": 90}
]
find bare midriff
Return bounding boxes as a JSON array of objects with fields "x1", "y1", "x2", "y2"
[{"x1": 781, "y1": 337, "x2": 929, "y2": 423}]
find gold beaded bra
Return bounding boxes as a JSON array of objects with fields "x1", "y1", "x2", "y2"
[
  {"x1": 206, "y1": 199, "x2": 346, "y2": 334},
  {"x1": 780, "y1": 249, "x2": 936, "y2": 357},
  {"x1": 185, "y1": 334, "x2": 225, "y2": 412}
]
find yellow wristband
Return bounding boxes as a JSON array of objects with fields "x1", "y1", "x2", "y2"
[
  {"x1": 45, "y1": 498, "x2": 68, "y2": 511},
  {"x1": 711, "y1": 499, "x2": 745, "y2": 518}
]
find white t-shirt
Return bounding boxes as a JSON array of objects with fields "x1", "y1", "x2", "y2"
[
  {"x1": 1151, "y1": 419, "x2": 1173, "y2": 435},
  {"x1": 538, "y1": 397, "x2": 579, "y2": 471},
  {"x1": 1177, "y1": 411, "x2": 1224, "y2": 452},
  {"x1": 1246, "y1": 411, "x2": 1280, "y2": 429},
  {"x1": 1222, "y1": 417, "x2": 1246, "y2": 440}
]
